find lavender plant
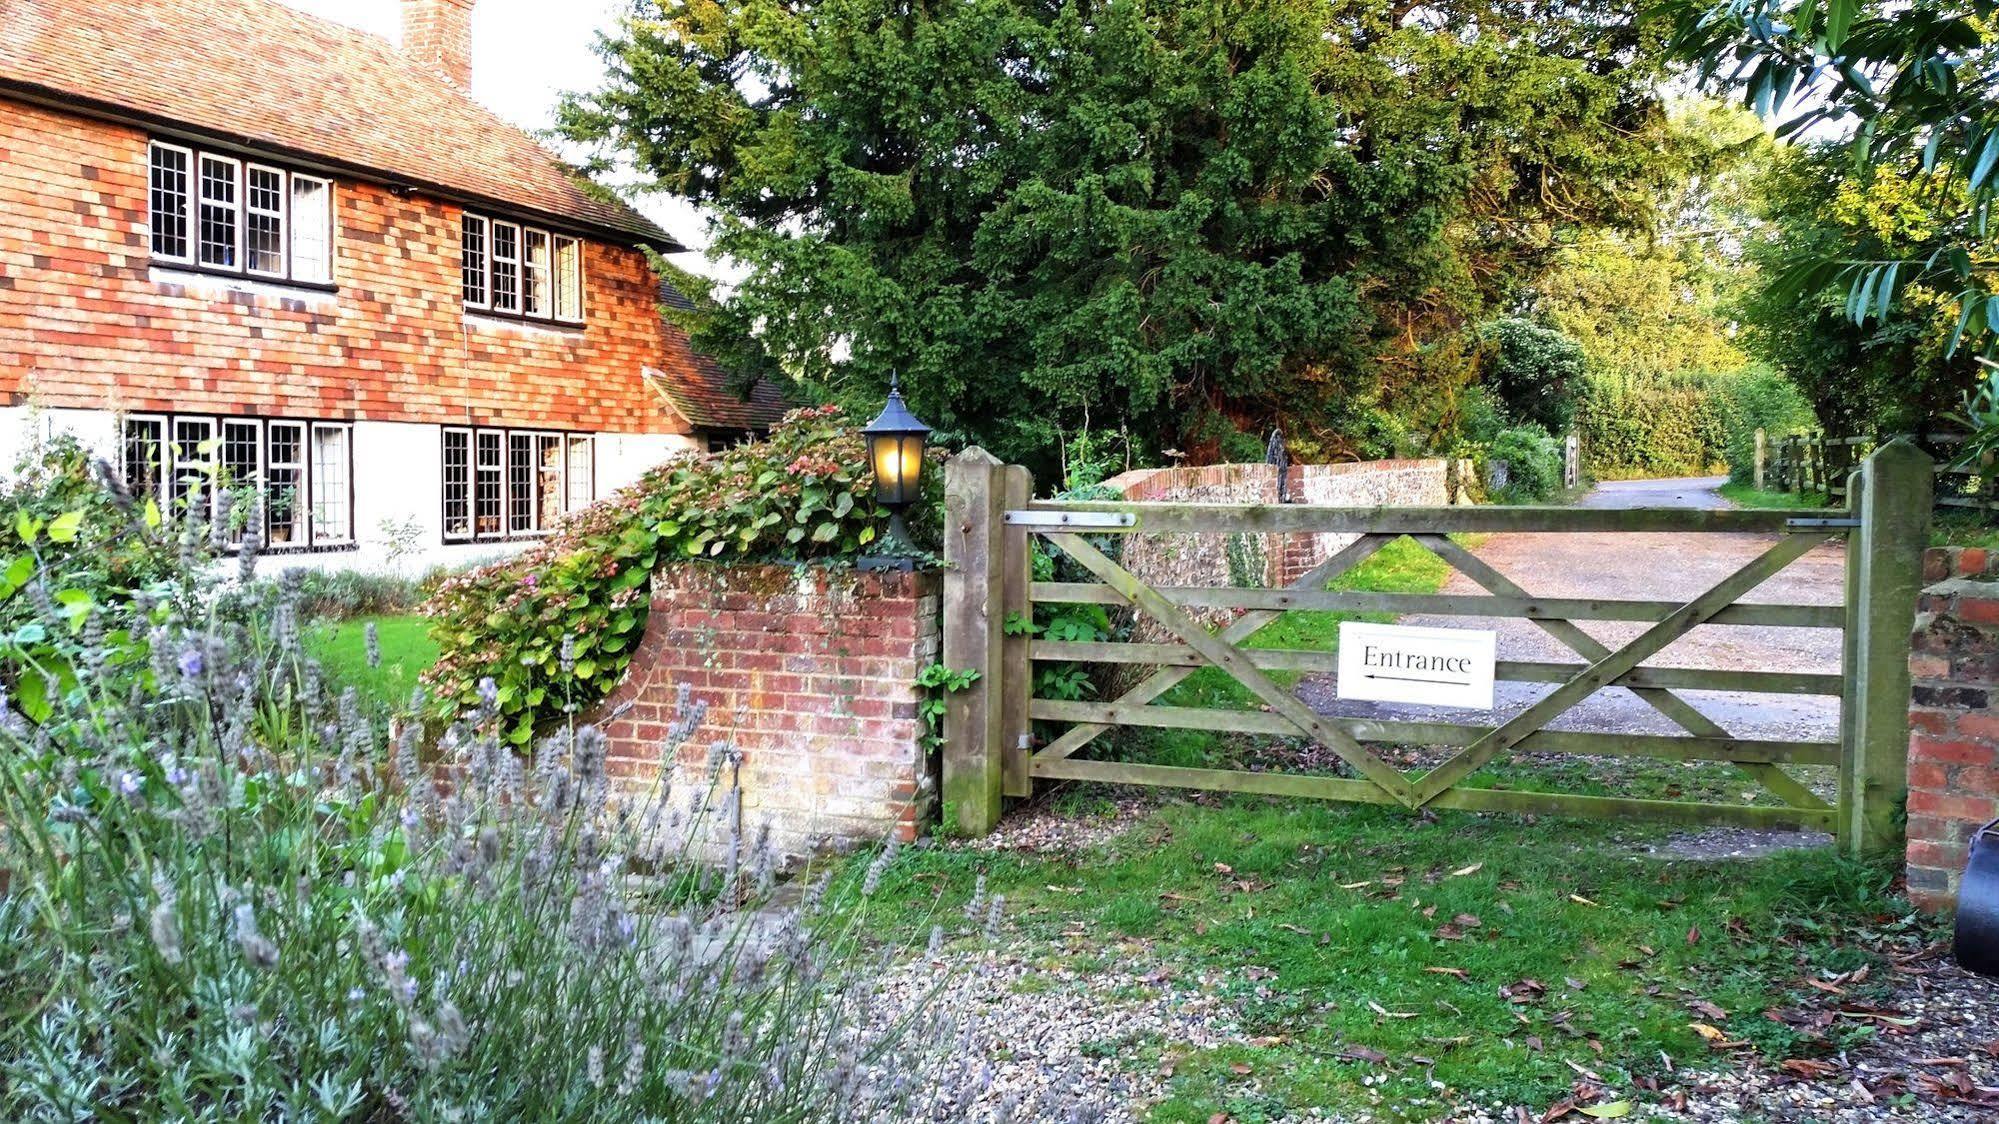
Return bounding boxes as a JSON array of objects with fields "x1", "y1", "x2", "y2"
[{"x1": 0, "y1": 473, "x2": 1002, "y2": 1121}]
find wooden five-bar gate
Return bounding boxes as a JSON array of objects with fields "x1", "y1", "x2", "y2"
[{"x1": 940, "y1": 442, "x2": 1933, "y2": 856}]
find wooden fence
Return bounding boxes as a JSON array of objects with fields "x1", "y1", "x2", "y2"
[
  {"x1": 1764, "y1": 429, "x2": 1993, "y2": 511},
  {"x1": 942, "y1": 443, "x2": 1935, "y2": 857}
]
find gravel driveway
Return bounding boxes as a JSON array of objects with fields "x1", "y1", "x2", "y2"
[{"x1": 1296, "y1": 476, "x2": 1845, "y2": 744}]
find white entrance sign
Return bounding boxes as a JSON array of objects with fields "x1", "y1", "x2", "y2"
[{"x1": 1336, "y1": 621, "x2": 1497, "y2": 711}]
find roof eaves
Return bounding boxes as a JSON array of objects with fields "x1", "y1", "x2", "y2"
[{"x1": 0, "y1": 77, "x2": 684, "y2": 252}]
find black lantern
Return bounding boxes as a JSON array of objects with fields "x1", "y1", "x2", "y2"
[{"x1": 860, "y1": 375, "x2": 931, "y2": 569}]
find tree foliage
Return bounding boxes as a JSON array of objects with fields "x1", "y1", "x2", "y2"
[
  {"x1": 1664, "y1": 0, "x2": 1999, "y2": 354},
  {"x1": 562, "y1": 0, "x2": 1678, "y2": 469},
  {"x1": 1735, "y1": 147, "x2": 1981, "y2": 433}
]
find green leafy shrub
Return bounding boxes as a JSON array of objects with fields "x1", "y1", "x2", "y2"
[
  {"x1": 1483, "y1": 425, "x2": 1565, "y2": 502},
  {"x1": 1484, "y1": 318, "x2": 1589, "y2": 434},
  {"x1": 1719, "y1": 366, "x2": 1818, "y2": 483},
  {"x1": 1575, "y1": 370, "x2": 1730, "y2": 479},
  {"x1": 0, "y1": 505, "x2": 982, "y2": 1121},
  {"x1": 422, "y1": 406, "x2": 942, "y2": 745}
]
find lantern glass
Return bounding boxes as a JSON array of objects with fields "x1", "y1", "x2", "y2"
[{"x1": 868, "y1": 430, "x2": 927, "y2": 506}]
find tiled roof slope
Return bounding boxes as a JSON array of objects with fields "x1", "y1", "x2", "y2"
[
  {"x1": 649, "y1": 280, "x2": 791, "y2": 431},
  {"x1": 0, "y1": 0, "x2": 674, "y2": 246}
]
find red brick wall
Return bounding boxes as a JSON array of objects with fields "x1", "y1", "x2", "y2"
[
  {"x1": 1907, "y1": 546, "x2": 1999, "y2": 910},
  {"x1": 0, "y1": 96, "x2": 703, "y2": 435},
  {"x1": 592, "y1": 564, "x2": 940, "y2": 861}
]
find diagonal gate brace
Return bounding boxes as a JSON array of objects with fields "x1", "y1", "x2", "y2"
[
  {"x1": 1034, "y1": 533, "x2": 1397, "y2": 766},
  {"x1": 1041, "y1": 531, "x2": 1423, "y2": 808},
  {"x1": 1410, "y1": 532, "x2": 1831, "y2": 806},
  {"x1": 1410, "y1": 535, "x2": 1830, "y2": 812}
]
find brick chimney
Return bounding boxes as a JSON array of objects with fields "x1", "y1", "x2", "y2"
[{"x1": 401, "y1": 0, "x2": 475, "y2": 87}]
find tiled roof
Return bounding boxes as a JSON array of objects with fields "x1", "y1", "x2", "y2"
[
  {"x1": 0, "y1": 0, "x2": 674, "y2": 247},
  {"x1": 647, "y1": 279, "x2": 791, "y2": 432},
  {"x1": 646, "y1": 358, "x2": 791, "y2": 432}
]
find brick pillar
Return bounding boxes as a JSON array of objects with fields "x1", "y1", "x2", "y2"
[{"x1": 1907, "y1": 547, "x2": 1999, "y2": 909}]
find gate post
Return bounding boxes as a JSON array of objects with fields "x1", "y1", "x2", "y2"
[
  {"x1": 1753, "y1": 428, "x2": 1766, "y2": 492},
  {"x1": 942, "y1": 448, "x2": 1006, "y2": 834},
  {"x1": 998, "y1": 463, "x2": 1036, "y2": 798},
  {"x1": 1841, "y1": 439, "x2": 1932, "y2": 855}
]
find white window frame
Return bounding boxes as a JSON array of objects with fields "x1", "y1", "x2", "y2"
[
  {"x1": 196, "y1": 153, "x2": 242, "y2": 271},
  {"x1": 464, "y1": 212, "x2": 586, "y2": 324},
  {"x1": 474, "y1": 429, "x2": 505, "y2": 539},
  {"x1": 553, "y1": 234, "x2": 584, "y2": 323},
  {"x1": 287, "y1": 173, "x2": 333, "y2": 285},
  {"x1": 565, "y1": 434, "x2": 595, "y2": 512},
  {"x1": 461, "y1": 214, "x2": 489, "y2": 310},
  {"x1": 489, "y1": 220, "x2": 521, "y2": 314},
  {"x1": 243, "y1": 163, "x2": 288, "y2": 279},
  {"x1": 123, "y1": 414, "x2": 170, "y2": 507},
  {"x1": 170, "y1": 416, "x2": 217, "y2": 514},
  {"x1": 521, "y1": 228, "x2": 551, "y2": 318},
  {"x1": 307, "y1": 423, "x2": 353, "y2": 546},
  {"x1": 265, "y1": 420, "x2": 309, "y2": 549},
  {"x1": 505, "y1": 430, "x2": 537, "y2": 536},
  {"x1": 217, "y1": 418, "x2": 264, "y2": 545},
  {"x1": 147, "y1": 142, "x2": 195, "y2": 266}
]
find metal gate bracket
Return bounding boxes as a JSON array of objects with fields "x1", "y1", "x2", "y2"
[
  {"x1": 1785, "y1": 517, "x2": 1860, "y2": 529},
  {"x1": 1003, "y1": 511, "x2": 1137, "y2": 530}
]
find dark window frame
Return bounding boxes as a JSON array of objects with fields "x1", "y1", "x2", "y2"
[
  {"x1": 147, "y1": 139, "x2": 337, "y2": 291},
  {"x1": 439, "y1": 426, "x2": 598, "y2": 544},
  {"x1": 462, "y1": 211, "x2": 586, "y2": 327},
  {"x1": 121, "y1": 411, "x2": 355, "y2": 553}
]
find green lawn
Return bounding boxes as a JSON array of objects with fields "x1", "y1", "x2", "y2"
[
  {"x1": 852, "y1": 800, "x2": 1914, "y2": 1121},
  {"x1": 305, "y1": 613, "x2": 438, "y2": 710}
]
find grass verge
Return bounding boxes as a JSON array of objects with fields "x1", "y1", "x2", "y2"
[{"x1": 1714, "y1": 482, "x2": 1833, "y2": 510}]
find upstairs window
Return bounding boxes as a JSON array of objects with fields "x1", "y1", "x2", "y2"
[
  {"x1": 462, "y1": 212, "x2": 584, "y2": 324},
  {"x1": 148, "y1": 140, "x2": 334, "y2": 286}
]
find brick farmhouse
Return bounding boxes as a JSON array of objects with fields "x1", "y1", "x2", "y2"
[{"x1": 0, "y1": 0, "x2": 784, "y2": 569}]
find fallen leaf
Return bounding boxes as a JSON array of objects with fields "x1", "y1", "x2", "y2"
[
  {"x1": 1455, "y1": 913, "x2": 1483, "y2": 928},
  {"x1": 1578, "y1": 1103, "x2": 1631, "y2": 1119},
  {"x1": 1451, "y1": 862, "x2": 1484, "y2": 877},
  {"x1": 1340, "y1": 1044, "x2": 1389, "y2": 1063},
  {"x1": 1229, "y1": 1062, "x2": 1253, "y2": 1076},
  {"x1": 1564, "y1": 977, "x2": 1588, "y2": 992},
  {"x1": 1689, "y1": 999, "x2": 1728, "y2": 1020},
  {"x1": 1369, "y1": 1000, "x2": 1417, "y2": 1019},
  {"x1": 1781, "y1": 1058, "x2": 1841, "y2": 1078},
  {"x1": 1425, "y1": 966, "x2": 1470, "y2": 980},
  {"x1": 1803, "y1": 977, "x2": 1847, "y2": 996},
  {"x1": 1564, "y1": 1058, "x2": 1604, "y2": 1082},
  {"x1": 1686, "y1": 924, "x2": 1701, "y2": 946},
  {"x1": 1213, "y1": 863, "x2": 1235, "y2": 875},
  {"x1": 1570, "y1": 894, "x2": 1600, "y2": 907},
  {"x1": 1690, "y1": 1023, "x2": 1727, "y2": 1041},
  {"x1": 1208, "y1": 1114, "x2": 1232, "y2": 1124}
]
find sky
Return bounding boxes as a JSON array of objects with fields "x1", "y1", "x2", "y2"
[{"x1": 281, "y1": 0, "x2": 718, "y2": 267}]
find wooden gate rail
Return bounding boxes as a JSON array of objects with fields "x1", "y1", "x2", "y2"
[
  {"x1": 1029, "y1": 585, "x2": 1843, "y2": 627},
  {"x1": 941, "y1": 441, "x2": 1934, "y2": 856},
  {"x1": 1007, "y1": 502, "x2": 1846, "y2": 534},
  {"x1": 1028, "y1": 644, "x2": 1843, "y2": 695}
]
